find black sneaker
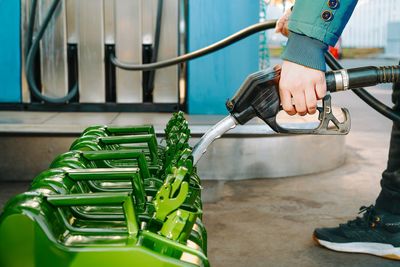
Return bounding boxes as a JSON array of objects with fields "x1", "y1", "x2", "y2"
[{"x1": 313, "y1": 205, "x2": 400, "y2": 260}]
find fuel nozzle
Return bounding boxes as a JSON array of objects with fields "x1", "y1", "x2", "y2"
[
  {"x1": 193, "y1": 63, "x2": 400, "y2": 165},
  {"x1": 226, "y1": 65, "x2": 351, "y2": 135},
  {"x1": 226, "y1": 65, "x2": 281, "y2": 127},
  {"x1": 227, "y1": 64, "x2": 400, "y2": 135}
]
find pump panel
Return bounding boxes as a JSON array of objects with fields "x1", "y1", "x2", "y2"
[
  {"x1": 187, "y1": 0, "x2": 259, "y2": 114},
  {"x1": 0, "y1": 1, "x2": 21, "y2": 103},
  {"x1": 17, "y1": 0, "x2": 181, "y2": 110}
]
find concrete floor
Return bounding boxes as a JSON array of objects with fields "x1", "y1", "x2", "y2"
[
  {"x1": 203, "y1": 132, "x2": 395, "y2": 267},
  {"x1": 1, "y1": 58, "x2": 399, "y2": 266}
]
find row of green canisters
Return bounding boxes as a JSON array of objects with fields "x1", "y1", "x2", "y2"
[{"x1": 0, "y1": 112, "x2": 209, "y2": 267}]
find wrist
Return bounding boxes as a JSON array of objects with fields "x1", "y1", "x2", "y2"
[{"x1": 281, "y1": 31, "x2": 328, "y2": 71}]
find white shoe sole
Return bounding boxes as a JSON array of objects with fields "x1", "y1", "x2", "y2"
[{"x1": 313, "y1": 234, "x2": 400, "y2": 260}]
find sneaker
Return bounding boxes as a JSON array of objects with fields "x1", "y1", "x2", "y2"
[{"x1": 313, "y1": 205, "x2": 400, "y2": 260}]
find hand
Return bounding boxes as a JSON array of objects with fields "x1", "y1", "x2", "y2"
[
  {"x1": 275, "y1": 8, "x2": 292, "y2": 37},
  {"x1": 279, "y1": 61, "x2": 327, "y2": 116}
]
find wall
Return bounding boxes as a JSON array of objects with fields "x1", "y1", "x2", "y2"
[{"x1": 342, "y1": 0, "x2": 400, "y2": 48}]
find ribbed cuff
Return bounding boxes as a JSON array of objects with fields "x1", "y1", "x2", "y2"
[{"x1": 281, "y1": 31, "x2": 328, "y2": 71}]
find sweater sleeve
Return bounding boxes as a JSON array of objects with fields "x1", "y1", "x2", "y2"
[
  {"x1": 289, "y1": 0, "x2": 358, "y2": 46},
  {"x1": 281, "y1": 0, "x2": 358, "y2": 71},
  {"x1": 281, "y1": 31, "x2": 328, "y2": 71}
]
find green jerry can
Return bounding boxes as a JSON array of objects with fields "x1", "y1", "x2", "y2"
[{"x1": 0, "y1": 112, "x2": 209, "y2": 267}]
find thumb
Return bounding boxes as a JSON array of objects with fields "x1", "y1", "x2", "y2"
[{"x1": 275, "y1": 19, "x2": 284, "y2": 33}]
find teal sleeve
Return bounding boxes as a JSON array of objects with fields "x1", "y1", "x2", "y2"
[
  {"x1": 281, "y1": 31, "x2": 328, "y2": 71},
  {"x1": 281, "y1": 0, "x2": 357, "y2": 71},
  {"x1": 288, "y1": 0, "x2": 358, "y2": 46}
]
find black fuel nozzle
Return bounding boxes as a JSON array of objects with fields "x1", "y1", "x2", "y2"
[
  {"x1": 226, "y1": 64, "x2": 400, "y2": 135},
  {"x1": 226, "y1": 65, "x2": 350, "y2": 134},
  {"x1": 226, "y1": 65, "x2": 282, "y2": 129}
]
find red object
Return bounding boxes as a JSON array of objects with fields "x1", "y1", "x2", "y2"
[
  {"x1": 328, "y1": 38, "x2": 342, "y2": 59},
  {"x1": 329, "y1": 46, "x2": 340, "y2": 59}
]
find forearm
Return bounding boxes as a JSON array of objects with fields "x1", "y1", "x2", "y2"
[
  {"x1": 281, "y1": 0, "x2": 358, "y2": 71},
  {"x1": 282, "y1": 32, "x2": 328, "y2": 71},
  {"x1": 289, "y1": 0, "x2": 358, "y2": 46}
]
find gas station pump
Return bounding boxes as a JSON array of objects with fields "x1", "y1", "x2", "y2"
[
  {"x1": 1, "y1": 0, "x2": 183, "y2": 111},
  {"x1": 0, "y1": 1, "x2": 21, "y2": 104},
  {"x1": 0, "y1": 0, "x2": 260, "y2": 114}
]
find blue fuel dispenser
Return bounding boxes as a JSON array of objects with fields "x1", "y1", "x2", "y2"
[
  {"x1": 0, "y1": 0, "x2": 21, "y2": 103},
  {"x1": 187, "y1": 0, "x2": 259, "y2": 114}
]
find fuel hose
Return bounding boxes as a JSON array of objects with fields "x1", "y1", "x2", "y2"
[
  {"x1": 325, "y1": 52, "x2": 400, "y2": 122},
  {"x1": 110, "y1": 20, "x2": 279, "y2": 71},
  {"x1": 147, "y1": 0, "x2": 164, "y2": 94},
  {"x1": 25, "y1": 0, "x2": 78, "y2": 103},
  {"x1": 111, "y1": 19, "x2": 400, "y2": 122}
]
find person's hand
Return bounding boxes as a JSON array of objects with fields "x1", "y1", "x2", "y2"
[
  {"x1": 275, "y1": 8, "x2": 292, "y2": 37},
  {"x1": 279, "y1": 61, "x2": 327, "y2": 116}
]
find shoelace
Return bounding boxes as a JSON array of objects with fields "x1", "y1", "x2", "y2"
[{"x1": 345, "y1": 205, "x2": 377, "y2": 228}]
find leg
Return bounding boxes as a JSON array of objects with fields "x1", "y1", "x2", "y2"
[
  {"x1": 375, "y1": 72, "x2": 400, "y2": 214},
  {"x1": 313, "y1": 61, "x2": 400, "y2": 260}
]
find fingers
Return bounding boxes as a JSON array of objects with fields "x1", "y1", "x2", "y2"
[
  {"x1": 315, "y1": 79, "x2": 327, "y2": 100},
  {"x1": 275, "y1": 18, "x2": 284, "y2": 33},
  {"x1": 283, "y1": 85, "x2": 317, "y2": 116},
  {"x1": 292, "y1": 91, "x2": 307, "y2": 116},
  {"x1": 279, "y1": 61, "x2": 326, "y2": 117},
  {"x1": 279, "y1": 86, "x2": 296, "y2": 116},
  {"x1": 281, "y1": 24, "x2": 290, "y2": 37},
  {"x1": 276, "y1": 9, "x2": 292, "y2": 36},
  {"x1": 275, "y1": 18, "x2": 289, "y2": 36},
  {"x1": 304, "y1": 86, "x2": 318, "y2": 114}
]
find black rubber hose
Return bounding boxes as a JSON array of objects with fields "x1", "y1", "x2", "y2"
[
  {"x1": 110, "y1": 20, "x2": 278, "y2": 71},
  {"x1": 326, "y1": 65, "x2": 400, "y2": 91},
  {"x1": 147, "y1": 0, "x2": 164, "y2": 92},
  {"x1": 325, "y1": 52, "x2": 400, "y2": 122},
  {"x1": 25, "y1": 0, "x2": 79, "y2": 103},
  {"x1": 26, "y1": 0, "x2": 38, "y2": 57}
]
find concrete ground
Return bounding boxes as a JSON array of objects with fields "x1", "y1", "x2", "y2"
[{"x1": 1, "y1": 58, "x2": 399, "y2": 266}]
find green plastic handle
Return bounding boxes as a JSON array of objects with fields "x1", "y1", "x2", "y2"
[
  {"x1": 141, "y1": 230, "x2": 209, "y2": 267},
  {"x1": 100, "y1": 134, "x2": 158, "y2": 163},
  {"x1": 107, "y1": 125, "x2": 155, "y2": 135},
  {"x1": 154, "y1": 181, "x2": 189, "y2": 222},
  {"x1": 67, "y1": 168, "x2": 146, "y2": 209},
  {"x1": 82, "y1": 150, "x2": 151, "y2": 179},
  {"x1": 47, "y1": 192, "x2": 139, "y2": 237}
]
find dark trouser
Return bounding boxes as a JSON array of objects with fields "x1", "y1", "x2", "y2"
[{"x1": 375, "y1": 68, "x2": 400, "y2": 214}]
